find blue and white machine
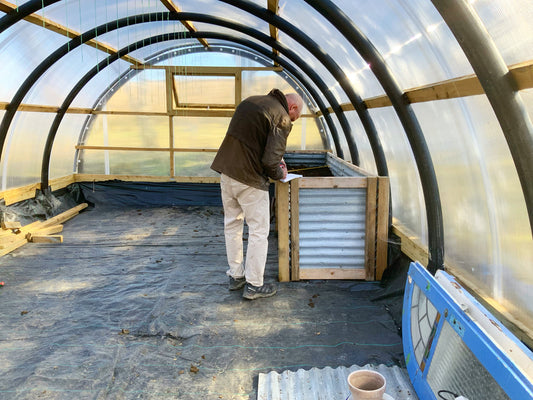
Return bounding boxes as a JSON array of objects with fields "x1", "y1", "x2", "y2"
[{"x1": 403, "y1": 262, "x2": 533, "y2": 400}]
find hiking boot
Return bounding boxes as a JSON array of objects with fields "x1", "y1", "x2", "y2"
[
  {"x1": 229, "y1": 276, "x2": 246, "y2": 291},
  {"x1": 242, "y1": 283, "x2": 277, "y2": 300}
]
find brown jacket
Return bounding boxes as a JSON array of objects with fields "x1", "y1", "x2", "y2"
[{"x1": 211, "y1": 89, "x2": 293, "y2": 191}]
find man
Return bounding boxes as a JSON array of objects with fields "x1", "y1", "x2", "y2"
[{"x1": 211, "y1": 88, "x2": 303, "y2": 300}]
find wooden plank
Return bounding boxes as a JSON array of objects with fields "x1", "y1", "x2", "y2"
[
  {"x1": 375, "y1": 177, "x2": 390, "y2": 280},
  {"x1": 75, "y1": 145, "x2": 218, "y2": 152},
  {"x1": 276, "y1": 182, "x2": 290, "y2": 282},
  {"x1": 74, "y1": 174, "x2": 220, "y2": 184},
  {"x1": 290, "y1": 179, "x2": 300, "y2": 281},
  {"x1": 39, "y1": 204, "x2": 88, "y2": 229},
  {"x1": 299, "y1": 177, "x2": 368, "y2": 189},
  {"x1": 1, "y1": 221, "x2": 21, "y2": 230},
  {"x1": 364, "y1": 177, "x2": 378, "y2": 280},
  {"x1": 391, "y1": 223, "x2": 429, "y2": 267},
  {"x1": 510, "y1": 59, "x2": 533, "y2": 90},
  {"x1": 49, "y1": 175, "x2": 76, "y2": 192},
  {"x1": 0, "y1": 237, "x2": 28, "y2": 256},
  {"x1": 29, "y1": 235, "x2": 63, "y2": 244},
  {"x1": 32, "y1": 225, "x2": 63, "y2": 236},
  {"x1": 159, "y1": 0, "x2": 209, "y2": 48},
  {"x1": 0, "y1": 102, "x2": 93, "y2": 114},
  {"x1": 299, "y1": 268, "x2": 366, "y2": 280},
  {"x1": 2, "y1": 183, "x2": 39, "y2": 205}
]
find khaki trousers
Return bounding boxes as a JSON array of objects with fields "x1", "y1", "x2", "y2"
[{"x1": 220, "y1": 174, "x2": 270, "y2": 287}]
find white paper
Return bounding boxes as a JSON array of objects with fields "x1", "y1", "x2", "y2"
[{"x1": 280, "y1": 173, "x2": 303, "y2": 183}]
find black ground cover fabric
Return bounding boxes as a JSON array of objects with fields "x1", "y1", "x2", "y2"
[{"x1": 0, "y1": 200, "x2": 404, "y2": 399}]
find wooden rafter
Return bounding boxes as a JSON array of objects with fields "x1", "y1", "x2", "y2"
[
  {"x1": 320, "y1": 59, "x2": 533, "y2": 113},
  {"x1": 0, "y1": 0, "x2": 143, "y2": 66},
  {"x1": 159, "y1": 0, "x2": 209, "y2": 48},
  {"x1": 268, "y1": 0, "x2": 280, "y2": 65}
]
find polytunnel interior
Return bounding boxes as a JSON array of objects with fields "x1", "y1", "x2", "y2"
[{"x1": 0, "y1": 1, "x2": 532, "y2": 399}]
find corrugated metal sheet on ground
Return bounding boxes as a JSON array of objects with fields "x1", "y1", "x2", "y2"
[
  {"x1": 257, "y1": 364, "x2": 418, "y2": 400},
  {"x1": 298, "y1": 188, "x2": 367, "y2": 269}
]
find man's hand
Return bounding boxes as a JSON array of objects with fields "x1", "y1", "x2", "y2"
[{"x1": 280, "y1": 159, "x2": 287, "y2": 180}]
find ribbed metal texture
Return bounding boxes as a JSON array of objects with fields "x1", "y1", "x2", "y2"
[
  {"x1": 298, "y1": 187, "x2": 367, "y2": 269},
  {"x1": 327, "y1": 153, "x2": 366, "y2": 177},
  {"x1": 284, "y1": 152, "x2": 328, "y2": 167},
  {"x1": 257, "y1": 364, "x2": 418, "y2": 400}
]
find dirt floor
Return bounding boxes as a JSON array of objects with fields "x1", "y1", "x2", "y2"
[{"x1": 0, "y1": 201, "x2": 404, "y2": 399}]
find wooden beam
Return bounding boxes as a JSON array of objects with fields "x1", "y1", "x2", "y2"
[
  {"x1": 29, "y1": 235, "x2": 63, "y2": 244},
  {"x1": 74, "y1": 174, "x2": 220, "y2": 184},
  {"x1": 159, "y1": 0, "x2": 209, "y2": 48},
  {"x1": 317, "y1": 59, "x2": 533, "y2": 114},
  {"x1": 1, "y1": 221, "x2": 21, "y2": 230},
  {"x1": 268, "y1": 0, "x2": 280, "y2": 64},
  {"x1": 132, "y1": 65, "x2": 284, "y2": 73},
  {"x1": 0, "y1": 0, "x2": 142, "y2": 66},
  {"x1": 75, "y1": 146, "x2": 218, "y2": 152},
  {"x1": 364, "y1": 177, "x2": 378, "y2": 280},
  {"x1": 290, "y1": 179, "x2": 300, "y2": 281},
  {"x1": 276, "y1": 182, "x2": 290, "y2": 282},
  {"x1": 0, "y1": 102, "x2": 93, "y2": 114},
  {"x1": 391, "y1": 222, "x2": 429, "y2": 267},
  {"x1": 299, "y1": 268, "x2": 366, "y2": 280},
  {"x1": 375, "y1": 177, "x2": 390, "y2": 280}
]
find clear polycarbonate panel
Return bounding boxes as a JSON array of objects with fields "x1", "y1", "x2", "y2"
[
  {"x1": 103, "y1": 69, "x2": 167, "y2": 113},
  {"x1": 178, "y1": 0, "x2": 269, "y2": 35},
  {"x1": 368, "y1": 107, "x2": 427, "y2": 244},
  {"x1": 174, "y1": 152, "x2": 218, "y2": 177},
  {"x1": 78, "y1": 150, "x2": 105, "y2": 174},
  {"x1": 81, "y1": 150, "x2": 170, "y2": 176},
  {"x1": 43, "y1": 0, "x2": 168, "y2": 33},
  {"x1": 472, "y1": 0, "x2": 533, "y2": 65},
  {"x1": 173, "y1": 75, "x2": 235, "y2": 107},
  {"x1": 344, "y1": 111, "x2": 377, "y2": 176},
  {"x1": 0, "y1": 20, "x2": 69, "y2": 100},
  {"x1": 326, "y1": 0, "x2": 474, "y2": 91},
  {"x1": 285, "y1": 118, "x2": 325, "y2": 151},
  {"x1": 85, "y1": 115, "x2": 169, "y2": 148},
  {"x1": 173, "y1": 117, "x2": 228, "y2": 150},
  {"x1": 50, "y1": 114, "x2": 88, "y2": 180},
  {"x1": 71, "y1": 58, "x2": 132, "y2": 108},
  {"x1": 242, "y1": 71, "x2": 309, "y2": 113},
  {"x1": 24, "y1": 44, "x2": 117, "y2": 107},
  {"x1": 277, "y1": 33, "x2": 348, "y2": 105},
  {"x1": 413, "y1": 96, "x2": 533, "y2": 327},
  {"x1": 1, "y1": 113, "x2": 54, "y2": 191},
  {"x1": 280, "y1": 0, "x2": 383, "y2": 99},
  {"x1": 95, "y1": 20, "x2": 189, "y2": 55}
]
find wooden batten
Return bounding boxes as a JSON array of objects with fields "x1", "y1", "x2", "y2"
[
  {"x1": 290, "y1": 179, "x2": 300, "y2": 281},
  {"x1": 276, "y1": 182, "x2": 290, "y2": 282},
  {"x1": 375, "y1": 177, "x2": 390, "y2": 280},
  {"x1": 364, "y1": 177, "x2": 378, "y2": 280},
  {"x1": 299, "y1": 268, "x2": 367, "y2": 280},
  {"x1": 29, "y1": 235, "x2": 63, "y2": 244}
]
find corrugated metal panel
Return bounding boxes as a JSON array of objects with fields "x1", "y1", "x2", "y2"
[
  {"x1": 257, "y1": 364, "x2": 418, "y2": 400},
  {"x1": 298, "y1": 188, "x2": 367, "y2": 269},
  {"x1": 327, "y1": 153, "x2": 366, "y2": 177},
  {"x1": 284, "y1": 152, "x2": 327, "y2": 167}
]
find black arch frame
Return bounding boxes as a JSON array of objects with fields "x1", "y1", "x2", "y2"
[{"x1": 303, "y1": 0, "x2": 444, "y2": 271}]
